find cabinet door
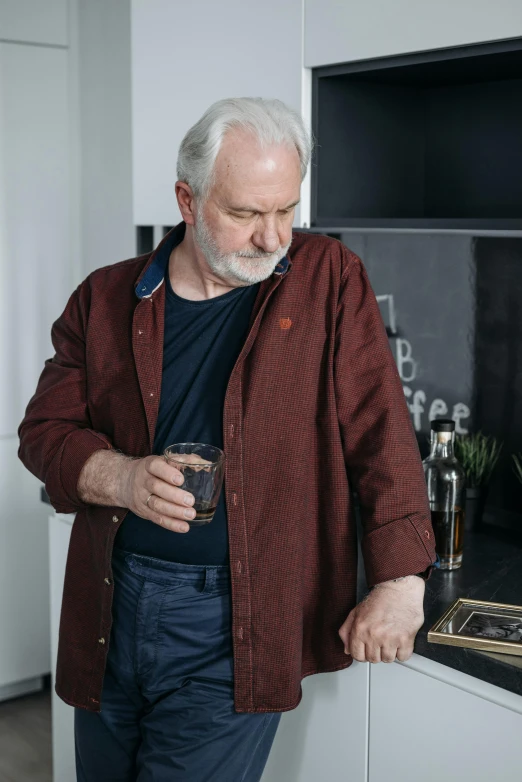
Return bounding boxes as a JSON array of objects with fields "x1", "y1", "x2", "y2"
[
  {"x1": 304, "y1": 0, "x2": 522, "y2": 68},
  {"x1": 0, "y1": 42, "x2": 70, "y2": 437},
  {"x1": 0, "y1": 0, "x2": 68, "y2": 46},
  {"x1": 369, "y1": 658, "x2": 522, "y2": 782},
  {"x1": 49, "y1": 514, "x2": 75, "y2": 782},
  {"x1": 0, "y1": 438, "x2": 50, "y2": 688},
  {"x1": 131, "y1": 0, "x2": 303, "y2": 227},
  {"x1": 262, "y1": 662, "x2": 369, "y2": 782}
]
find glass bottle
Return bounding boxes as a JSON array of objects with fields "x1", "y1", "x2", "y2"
[{"x1": 423, "y1": 419, "x2": 466, "y2": 570}]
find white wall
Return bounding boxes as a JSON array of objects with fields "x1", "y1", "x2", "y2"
[
  {"x1": 131, "y1": 0, "x2": 303, "y2": 228},
  {"x1": 75, "y1": 0, "x2": 135, "y2": 274},
  {"x1": 304, "y1": 0, "x2": 522, "y2": 68}
]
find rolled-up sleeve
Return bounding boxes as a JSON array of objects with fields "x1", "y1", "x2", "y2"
[
  {"x1": 334, "y1": 248, "x2": 437, "y2": 587},
  {"x1": 18, "y1": 281, "x2": 113, "y2": 514}
]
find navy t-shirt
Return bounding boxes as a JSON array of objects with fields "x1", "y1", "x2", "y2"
[{"x1": 115, "y1": 236, "x2": 260, "y2": 565}]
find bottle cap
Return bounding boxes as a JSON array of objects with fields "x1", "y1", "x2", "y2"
[{"x1": 431, "y1": 419, "x2": 455, "y2": 432}]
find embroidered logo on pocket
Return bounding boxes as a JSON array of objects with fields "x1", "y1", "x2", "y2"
[{"x1": 279, "y1": 318, "x2": 292, "y2": 330}]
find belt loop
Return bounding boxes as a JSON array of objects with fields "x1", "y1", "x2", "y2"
[{"x1": 202, "y1": 567, "x2": 216, "y2": 593}]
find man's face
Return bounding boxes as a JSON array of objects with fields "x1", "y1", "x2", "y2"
[{"x1": 192, "y1": 129, "x2": 302, "y2": 286}]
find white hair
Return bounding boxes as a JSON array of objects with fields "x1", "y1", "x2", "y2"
[{"x1": 177, "y1": 97, "x2": 312, "y2": 199}]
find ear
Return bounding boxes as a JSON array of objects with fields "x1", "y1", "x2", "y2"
[{"x1": 175, "y1": 181, "x2": 196, "y2": 225}]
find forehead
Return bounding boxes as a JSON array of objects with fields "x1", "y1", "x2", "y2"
[{"x1": 212, "y1": 129, "x2": 301, "y2": 201}]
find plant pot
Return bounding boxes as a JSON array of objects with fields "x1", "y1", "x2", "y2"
[{"x1": 465, "y1": 486, "x2": 488, "y2": 532}]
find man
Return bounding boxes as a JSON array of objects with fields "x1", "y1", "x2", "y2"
[{"x1": 19, "y1": 97, "x2": 437, "y2": 781}]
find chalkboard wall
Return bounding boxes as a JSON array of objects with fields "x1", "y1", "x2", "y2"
[{"x1": 332, "y1": 231, "x2": 522, "y2": 532}]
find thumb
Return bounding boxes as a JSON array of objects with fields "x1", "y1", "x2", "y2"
[{"x1": 339, "y1": 609, "x2": 356, "y2": 653}]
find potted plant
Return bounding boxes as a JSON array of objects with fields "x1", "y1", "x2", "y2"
[
  {"x1": 454, "y1": 433, "x2": 502, "y2": 532},
  {"x1": 513, "y1": 453, "x2": 522, "y2": 485}
]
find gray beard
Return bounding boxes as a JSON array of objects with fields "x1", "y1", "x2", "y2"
[{"x1": 193, "y1": 211, "x2": 292, "y2": 287}]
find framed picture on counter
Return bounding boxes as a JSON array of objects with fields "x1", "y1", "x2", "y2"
[{"x1": 428, "y1": 598, "x2": 522, "y2": 656}]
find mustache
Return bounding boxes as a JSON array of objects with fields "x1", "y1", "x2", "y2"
[
  {"x1": 235, "y1": 251, "x2": 280, "y2": 259},
  {"x1": 235, "y1": 244, "x2": 290, "y2": 259}
]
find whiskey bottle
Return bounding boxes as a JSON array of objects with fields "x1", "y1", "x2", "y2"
[{"x1": 423, "y1": 419, "x2": 466, "y2": 570}]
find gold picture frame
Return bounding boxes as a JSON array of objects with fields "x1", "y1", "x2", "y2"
[{"x1": 427, "y1": 598, "x2": 522, "y2": 657}]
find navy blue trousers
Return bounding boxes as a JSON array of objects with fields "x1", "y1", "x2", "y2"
[{"x1": 74, "y1": 549, "x2": 281, "y2": 781}]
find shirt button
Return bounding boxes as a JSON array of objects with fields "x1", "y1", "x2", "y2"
[
  {"x1": 424, "y1": 530, "x2": 430, "y2": 539},
  {"x1": 230, "y1": 424, "x2": 235, "y2": 437},
  {"x1": 236, "y1": 561, "x2": 242, "y2": 574},
  {"x1": 237, "y1": 627, "x2": 244, "y2": 640},
  {"x1": 112, "y1": 515, "x2": 119, "y2": 523},
  {"x1": 232, "y1": 493, "x2": 238, "y2": 506},
  {"x1": 104, "y1": 578, "x2": 111, "y2": 585},
  {"x1": 150, "y1": 392, "x2": 154, "y2": 397},
  {"x1": 98, "y1": 637, "x2": 106, "y2": 645}
]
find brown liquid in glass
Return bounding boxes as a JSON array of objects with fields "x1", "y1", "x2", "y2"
[
  {"x1": 430, "y1": 507, "x2": 465, "y2": 562},
  {"x1": 190, "y1": 503, "x2": 217, "y2": 525}
]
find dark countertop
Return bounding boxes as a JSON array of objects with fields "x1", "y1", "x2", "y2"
[
  {"x1": 42, "y1": 487, "x2": 522, "y2": 697},
  {"x1": 359, "y1": 524, "x2": 522, "y2": 697}
]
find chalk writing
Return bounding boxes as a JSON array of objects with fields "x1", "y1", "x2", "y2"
[{"x1": 377, "y1": 296, "x2": 470, "y2": 434}]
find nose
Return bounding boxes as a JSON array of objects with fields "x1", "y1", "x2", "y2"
[{"x1": 252, "y1": 216, "x2": 285, "y2": 254}]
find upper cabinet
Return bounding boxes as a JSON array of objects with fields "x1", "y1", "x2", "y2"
[
  {"x1": 311, "y1": 39, "x2": 522, "y2": 231},
  {"x1": 304, "y1": 0, "x2": 522, "y2": 68},
  {"x1": 131, "y1": 0, "x2": 303, "y2": 228},
  {"x1": 0, "y1": 43, "x2": 71, "y2": 437},
  {"x1": 0, "y1": 0, "x2": 68, "y2": 46}
]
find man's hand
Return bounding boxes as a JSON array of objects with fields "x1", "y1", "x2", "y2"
[
  {"x1": 121, "y1": 455, "x2": 197, "y2": 532},
  {"x1": 338, "y1": 576, "x2": 425, "y2": 663},
  {"x1": 77, "y1": 451, "x2": 196, "y2": 533}
]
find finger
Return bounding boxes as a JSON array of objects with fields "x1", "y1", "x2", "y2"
[
  {"x1": 144, "y1": 494, "x2": 195, "y2": 532},
  {"x1": 148, "y1": 455, "x2": 185, "y2": 486},
  {"x1": 349, "y1": 638, "x2": 367, "y2": 663},
  {"x1": 365, "y1": 644, "x2": 381, "y2": 664},
  {"x1": 381, "y1": 646, "x2": 398, "y2": 663},
  {"x1": 339, "y1": 612, "x2": 356, "y2": 652},
  {"x1": 149, "y1": 510, "x2": 191, "y2": 533},
  {"x1": 144, "y1": 477, "x2": 195, "y2": 509},
  {"x1": 396, "y1": 644, "x2": 414, "y2": 662}
]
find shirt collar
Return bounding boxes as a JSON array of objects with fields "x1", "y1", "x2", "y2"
[
  {"x1": 135, "y1": 221, "x2": 292, "y2": 300},
  {"x1": 273, "y1": 255, "x2": 290, "y2": 275},
  {"x1": 135, "y1": 223, "x2": 185, "y2": 299}
]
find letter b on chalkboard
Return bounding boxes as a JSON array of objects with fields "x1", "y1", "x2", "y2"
[{"x1": 396, "y1": 338, "x2": 417, "y2": 383}]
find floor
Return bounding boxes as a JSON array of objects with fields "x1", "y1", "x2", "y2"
[{"x1": 0, "y1": 689, "x2": 52, "y2": 782}]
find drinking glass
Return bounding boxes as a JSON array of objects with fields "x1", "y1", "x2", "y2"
[{"x1": 164, "y1": 443, "x2": 226, "y2": 525}]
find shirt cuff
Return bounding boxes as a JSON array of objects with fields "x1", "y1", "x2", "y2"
[
  {"x1": 416, "y1": 553, "x2": 441, "y2": 582},
  {"x1": 362, "y1": 512, "x2": 438, "y2": 589},
  {"x1": 45, "y1": 428, "x2": 113, "y2": 513}
]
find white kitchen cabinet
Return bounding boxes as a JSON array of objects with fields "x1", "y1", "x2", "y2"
[
  {"x1": 304, "y1": 0, "x2": 522, "y2": 68},
  {"x1": 0, "y1": 439, "x2": 50, "y2": 698},
  {"x1": 49, "y1": 512, "x2": 75, "y2": 782},
  {"x1": 262, "y1": 662, "x2": 369, "y2": 782},
  {"x1": 0, "y1": 0, "x2": 68, "y2": 46},
  {"x1": 0, "y1": 41, "x2": 71, "y2": 437},
  {"x1": 130, "y1": 0, "x2": 303, "y2": 228},
  {"x1": 370, "y1": 656, "x2": 522, "y2": 782}
]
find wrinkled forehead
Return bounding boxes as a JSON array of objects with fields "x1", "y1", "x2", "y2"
[{"x1": 211, "y1": 129, "x2": 301, "y2": 196}]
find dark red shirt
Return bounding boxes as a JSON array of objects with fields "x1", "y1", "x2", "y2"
[{"x1": 18, "y1": 225, "x2": 437, "y2": 714}]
